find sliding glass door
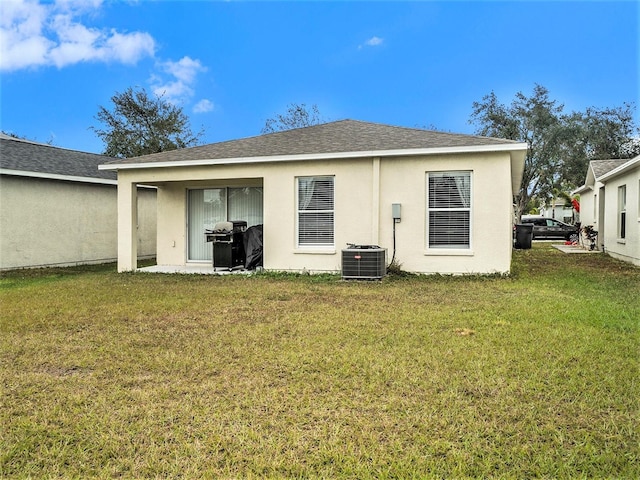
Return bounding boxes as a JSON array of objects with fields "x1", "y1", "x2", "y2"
[
  {"x1": 188, "y1": 187, "x2": 263, "y2": 261},
  {"x1": 188, "y1": 188, "x2": 226, "y2": 261},
  {"x1": 228, "y1": 187, "x2": 264, "y2": 227}
]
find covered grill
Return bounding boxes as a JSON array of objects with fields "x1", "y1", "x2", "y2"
[{"x1": 205, "y1": 221, "x2": 247, "y2": 270}]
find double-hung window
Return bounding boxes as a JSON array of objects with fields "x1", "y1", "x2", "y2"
[
  {"x1": 427, "y1": 171, "x2": 471, "y2": 249},
  {"x1": 297, "y1": 176, "x2": 334, "y2": 248},
  {"x1": 618, "y1": 185, "x2": 626, "y2": 239}
]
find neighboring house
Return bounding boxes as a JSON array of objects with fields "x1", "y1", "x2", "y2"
[
  {"x1": 0, "y1": 134, "x2": 156, "y2": 270},
  {"x1": 573, "y1": 156, "x2": 640, "y2": 265},
  {"x1": 100, "y1": 120, "x2": 527, "y2": 275},
  {"x1": 539, "y1": 198, "x2": 576, "y2": 224}
]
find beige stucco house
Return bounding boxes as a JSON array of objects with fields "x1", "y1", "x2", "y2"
[
  {"x1": 574, "y1": 155, "x2": 640, "y2": 266},
  {"x1": 100, "y1": 120, "x2": 527, "y2": 275},
  {"x1": 0, "y1": 134, "x2": 156, "y2": 270}
]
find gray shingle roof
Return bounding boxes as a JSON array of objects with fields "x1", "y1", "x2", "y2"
[
  {"x1": 590, "y1": 159, "x2": 629, "y2": 179},
  {"x1": 103, "y1": 119, "x2": 520, "y2": 166},
  {"x1": 0, "y1": 134, "x2": 116, "y2": 181}
]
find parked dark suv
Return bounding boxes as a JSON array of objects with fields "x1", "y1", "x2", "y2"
[{"x1": 521, "y1": 216, "x2": 579, "y2": 240}]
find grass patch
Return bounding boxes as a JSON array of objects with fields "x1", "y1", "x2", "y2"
[{"x1": 1, "y1": 244, "x2": 638, "y2": 478}]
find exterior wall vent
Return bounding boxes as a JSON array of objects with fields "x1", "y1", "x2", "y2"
[{"x1": 341, "y1": 245, "x2": 386, "y2": 280}]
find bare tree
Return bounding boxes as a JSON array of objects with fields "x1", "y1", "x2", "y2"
[{"x1": 261, "y1": 103, "x2": 325, "y2": 134}]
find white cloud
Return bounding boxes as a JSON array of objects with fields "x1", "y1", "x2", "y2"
[
  {"x1": 151, "y1": 56, "x2": 207, "y2": 105},
  {"x1": 193, "y1": 99, "x2": 214, "y2": 114},
  {"x1": 358, "y1": 36, "x2": 384, "y2": 50},
  {"x1": 162, "y1": 56, "x2": 204, "y2": 84},
  {"x1": 103, "y1": 30, "x2": 156, "y2": 64},
  {"x1": 0, "y1": 0, "x2": 155, "y2": 72}
]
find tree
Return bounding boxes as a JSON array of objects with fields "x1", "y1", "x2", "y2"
[
  {"x1": 92, "y1": 87, "x2": 203, "y2": 158},
  {"x1": 1, "y1": 131, "x2": 54, "y2": 145},
  {"x1": 469, "y1": 84, "x2": 638, "y2": 219},
  {"x1": 558, "y1": 103, "x2": 639, "y2": 187},
  {"x1": 261, "y1": 103, "x2": 325, "y2": 134},
  {"x1": 470, "y1": 84, "x2": 565, "y2": 219}
]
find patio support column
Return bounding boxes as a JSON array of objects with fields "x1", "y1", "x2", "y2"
[
  {"x1": 117, "y1": 179, "x2": 138, "y2": 272},
  {"x1": 372, "y1": 156, "x2": 381, "y2": 244}
]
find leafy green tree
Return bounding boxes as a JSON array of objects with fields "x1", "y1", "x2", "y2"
[
  {"x1": 261, "y1": 103, "x2": 325, "y2": 134},
  {"x1": 470, "y1": 84, "x2": 564, "y2": 219},
  {"x1": 92, "y1": 87, "x2": 203, "y2": 158},
  {"x1": 469, "y1": 84, "x2": 638, "y2": 219},
  {"x1": 559, "y1": 103, "x2": 639, "y2": 187}
]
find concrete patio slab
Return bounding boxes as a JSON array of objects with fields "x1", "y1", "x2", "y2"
[
  {"x1": 137, "y1": 264, "x2": 255, "y2": 275},
  {"x1": 552, "y1": 244, "x2": 600, "y2": 254}
]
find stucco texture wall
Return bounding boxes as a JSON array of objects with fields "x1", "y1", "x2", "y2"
[
  {"x1": 0, "y1": 176, "x2": 156, "y2": 270},
  {"x1": 602, "y1": 167, "x2": 640, "y2": 266},
  {"x1": 119, "y1": 151, "x2": 516, "y2": 275},
  {"x1": 578, "y1": 189, "x2": 596, "y2": 228},
  {"x1": 379, "y1": 152, "x2": 514, "y2": 274}
]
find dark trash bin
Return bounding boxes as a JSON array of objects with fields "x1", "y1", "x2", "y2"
[
  {"x1": 514, "y1": 223, "x2": 534, "y2": 249},
  {"x1": 205, "y1": 220, "x2": 247, "y2": 270}
]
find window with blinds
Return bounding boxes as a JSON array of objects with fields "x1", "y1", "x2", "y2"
[
  {"x1": 427, "y1": 171, "x2": 471, "y2": 249},
  {"x1": 297, "y1": 176, "x2": 334, "y2": 247}
]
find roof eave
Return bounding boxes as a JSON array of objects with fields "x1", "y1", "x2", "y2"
[
  {"x1": 509, "y1": 149, "x2": 526, "y2": 193},
  {"x1": 99, "y1": 142, "x2": 529, "y2": 171},
  {"x1": 571, "y1": 184, "x2": 592, "y2": 195},
  {"x1": 1, "y1": 168, "x2": 117, "y2": 185}
]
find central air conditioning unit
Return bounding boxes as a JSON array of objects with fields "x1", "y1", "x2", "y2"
[{"x1": 341, "y1": 245, "x2": 387, "y2": 280}]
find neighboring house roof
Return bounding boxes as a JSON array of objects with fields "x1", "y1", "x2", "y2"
[
  {"x1": 590, "y1": 159, "x2": 629, "y2": 179},
  {"x1": 572, "y1": 158, "x2": 631, "y2": 194},
  {"x1": 543, "y1": 199, "x2": 573, "y2": 207},
  {"x1": 572, "y1": 184, "x2": 592, "y2": 195},
  {"x1": 0, "y1": 133, "x2": 117, "y2": 184},
  {"x1": 597, "y1": 154, "x2": 640, "y2": 183},
  {"x1": 100, "y1": 119, "x2": 526, "y2": 169}
]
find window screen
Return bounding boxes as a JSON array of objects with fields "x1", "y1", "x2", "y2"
[
  {"x1": 427, "y1": 171, "x2": 471, "y2": 249},
  {"x1": 297, "y1": 176, "x2": 334, "y2": 247}
]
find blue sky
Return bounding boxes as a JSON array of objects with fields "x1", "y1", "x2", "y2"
[{"x1": 1, "y1": 0, "x2": 638, "y2": 154}]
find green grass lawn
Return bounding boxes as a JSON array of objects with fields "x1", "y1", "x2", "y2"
[{"x1": 1, "y1": 244, "x2": 638, "y2": 478}]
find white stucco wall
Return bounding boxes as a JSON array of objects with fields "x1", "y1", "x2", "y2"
[
  {"x1": 115, "y1": 150, "x2": 517, "y2": 274},
  {"x1": 577, "y1": 188, "x2": 596, "y2": 229},
  {"x1": 0, "y1": 175, "x2": 156, "y2": 270},
  {"x1": 577, "y1": 186, "x2": 599, "y2": 248},
  {"x1": 378, "y1": 152, "x2": 514, "y2": 274},
  {"x1": 602, "y1": 166, "x2": 640, "y2": 266}
]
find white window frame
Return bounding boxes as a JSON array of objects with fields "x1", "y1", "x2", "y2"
[
  {"x1": 426, "y1": 171, "x2": 472, "y2": 252},
  {"x1": 618, "y1": 184, "x2": 626, "y2": 240},
  {"x1": 296, "y1": 176, "x2": 335, "y2": 249}
]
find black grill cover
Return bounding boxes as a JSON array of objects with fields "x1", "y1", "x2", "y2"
[{"x1": 243, "y1": 224, "x2": 263, "y2": 270}]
